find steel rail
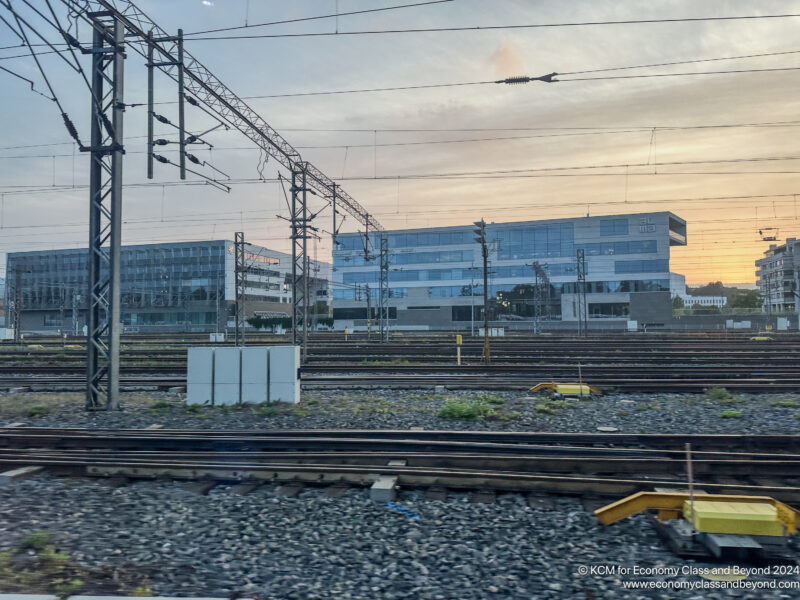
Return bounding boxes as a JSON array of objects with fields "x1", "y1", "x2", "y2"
[
  {"x1": 3, "y1": 428, "x2": 800, "y2": 452},
  {"x1": 1, "y1": 454, "x2": 799, "y2": 500}
]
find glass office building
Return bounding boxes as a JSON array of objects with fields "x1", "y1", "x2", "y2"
[
  {"x1": 332, "y1": 212, "x2": 686, "y2": 330},
  {"x1": 5, "y1": 240, "x2": 329, "y2": 333}
]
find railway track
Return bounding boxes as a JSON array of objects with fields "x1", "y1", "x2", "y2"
[
  {"x1": 2, "y1": 372, "x2": 800, "y2": 392},
  {"x1": 3, "y1": 428, "x2": 800, "y2": 501}
]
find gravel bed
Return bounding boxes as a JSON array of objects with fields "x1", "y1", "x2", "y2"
[
  {"x1": 2, "y1": 473, "x2": 797, "y2": 599},
  {"x1": 4, "y1": 389, "x2": 800, "y2": 434}
]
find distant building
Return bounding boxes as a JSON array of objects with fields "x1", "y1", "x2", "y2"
[
  {"x1": 5, "y1": 241, "x2": 329, "y2": 333},
  {"x1": 332, "y1": 211, "x2": 687, "y2": 330},
  {"x1": 669, "y1": 273, "x2": 726, "y2": 308},
  {"x1": 755, "y1": 238, "x2": 800, "y2": 313}
]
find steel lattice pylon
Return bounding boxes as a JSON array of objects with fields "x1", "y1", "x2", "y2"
[
  {"x1": 576, "y1": 248, "x2": 588, "y2": 337},
  {"x1": 234, "y1": 232, "x2": 246, "y2": 346},
  {"x1": 532, "y1": 261, "x2": 551, "y2": 333},
  {"x1": 86, "y1": 12, "x2": 125, "y2": 411},
  {"x1": 65, "y1": 0, "x2": 382, "y2": 233},
  {"x1": 379, "y1": 235, "x2": 390, "y2": 343},
  {"x1": 291, "y1": 165, "x2": 311, "y2": 360}
]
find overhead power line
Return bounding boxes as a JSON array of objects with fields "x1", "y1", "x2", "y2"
[
  {"x1": 3, "y1": 120, "x2": 800, "y2": 152},
  {"x1": 184, "y1": 0, "x2": 455, "y2": 36},
  {"x1": 187, "y1": 13, "x2": 800, "y2": 40},
  {"x1": 183, "y1": 48, "x2": 800, "y2": 99},
  {"x1": 242, "y1": 66, "x2": 800, "y2": 99}
]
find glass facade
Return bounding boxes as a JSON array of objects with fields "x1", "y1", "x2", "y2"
[
  {"x1": 6, "y1": 240, "x2": 308, "y2": 330},
  {"x1": 331, "y1": 212, "x2": 683, "y2": 324},
  {"x1": 600, "y1": 218, "x2": 629, "y2": 236},
  {"x1": 491, "y1": 223, "x2": 574, "y2": 260},
  {"x1": 7, "y1": 242, "x2": 228, "y2": 311},
  {"x1": 579, "y1": 240, "x2": 657, "y2": 255},
  {"x1": 614, "y1": 259, "x2": 669, "y2": 274}
]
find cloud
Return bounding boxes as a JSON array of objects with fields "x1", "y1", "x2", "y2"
[{"x1": 487, "y1": 40, "x2": 525, "y2": 79}]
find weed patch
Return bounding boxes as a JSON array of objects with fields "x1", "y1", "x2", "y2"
[
  {"x1": 438, "y1": 398, "x2": 496, "y2": 421},
  {"x1": 719, "y1": 409, "x2": 743, "y2": 419},
  {"x1": 770, "y1": 399, "x2": 799, "y2": 408},
  {"x1": 26, "y1": 405, "x2": 49, "y2": 418},
  {"x1": 706, "y1": 387, "x2": 744, "y2": 404}
]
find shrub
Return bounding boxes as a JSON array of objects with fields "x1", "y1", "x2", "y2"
[{"x1": 21, "y1": 530, "x2": 51, "y2": 551}]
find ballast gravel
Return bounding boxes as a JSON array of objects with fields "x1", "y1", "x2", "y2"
[
  {"x1": 7, "y1": 389, "x2": 800, "y2": 434},
  {"x1": 1, "y1": 473, "x2": 796, "y2": 600}
]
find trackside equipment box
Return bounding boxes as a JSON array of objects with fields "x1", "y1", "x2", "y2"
[{"x1": 187, "y1": 346, "x2": 300, "y2": 405}]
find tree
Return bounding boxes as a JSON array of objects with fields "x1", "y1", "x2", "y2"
[
  {"x1": 671, "y1": 296, "x2": 684, "y2": 309},
  {"x1": 691, "y1": 281, "x2": 726, "y2": 297},
  {"x1": 729, "y1": 290, "x2": 763, "y2": 309}
]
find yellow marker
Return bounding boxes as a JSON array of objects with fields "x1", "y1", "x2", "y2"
[
  {"x1": 344, "y1": 328, "x2": 349, "y2": 342},
  {"x1": 456, "y1": 334, "x2": 462, "y2": 365},
  {"x1": 455, "y1": 334, "x2": 462, "y2": 345}
]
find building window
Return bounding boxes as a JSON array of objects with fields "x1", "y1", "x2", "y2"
[
  {"x1": 600, "y1": 219, "x2": 629, "y2": 236},
  {"x1": 614, "y1": 259, "x2": 669, "y2": 274},
  {"x1": 588, "y1": 302, "x2": 629, "y2": 318}
]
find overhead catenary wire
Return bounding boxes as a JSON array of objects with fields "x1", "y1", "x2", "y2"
[
  {"x1": 183, "y1": 0, "x2": 455, "y2": 37},
  {"x1": 187, "y1": 13, "x2": 800, "y2": 41}
]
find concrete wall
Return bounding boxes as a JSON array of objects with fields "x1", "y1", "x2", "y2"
[{"x1": 629, "y1": 292, "x2": 672, "y2": 324}]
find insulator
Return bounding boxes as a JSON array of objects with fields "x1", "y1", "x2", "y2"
[
  {"x1": 153, "y1": 154, "x2": 169, "y2": 164},
  {"x1": 61, "y1": 113, "x2": 82, "y2": 147},
  {"x1": 186, "y1": 96, "x2": 199, "y2": 106},
  {"x1": 153, "y1": 139, "x2": 169, "y2": 146},
  {"x1": 154, "y1": 114, "x2": 170, "y2": 124},
  {"x1": 186, "y1": 153, "x2": 201, "y2": 165},
  {"x1": 186, "y1": 135, "x2": 198, "y2": 143},
  {"x1": 503, "y1": 76, "x2": 531, "y2": 85},
  {"x1": 62, "y1": 32, "x2": 81, "y2": 49}
]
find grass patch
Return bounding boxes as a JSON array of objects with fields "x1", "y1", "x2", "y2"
[
  {"x1": 150, "y1": 400, "x2": 169, "y2": 410},
  {"x1": 252, "y1": 403, "x2": 279, "y2": 417},
  {"x1": 0, "y1": 528, "x2": 150, "y2": 595},
  {"x1": 706, "y1": 387, "x2": 744, "y2": 404},
  {"x1": 291, "y1": 407, "x2": 310, "y2": 418},
  {"x1": 770, "y1": 399, "x2": 799, "y2": 408},
  {"x1": 359, "y1": 358, "x2": 411, "y2": 366},
  {"x1": 472, "y1": 392, "x2": 505, "y2": 405},
  {"x1": 534, "y1": 398, "x2": 575, "y2": 415},
  {"x1": 438, "y1": 398, "x2": 496, "y2": 421},
  {"x1": 26, "y1": 405, "x2": 50, "y2": 418},
  {"x1": 184, "y1": 404, "x2": 203, "y2": 413},
  {"x1": 719, "y1": 409, "x2": 743, "y2": 419},
  {"x1": 21, "y1": 530, "x2": 51, "y2": 552}
]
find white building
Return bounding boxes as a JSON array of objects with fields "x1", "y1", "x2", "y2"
[{"x1": 669, "y1": 273, "x2": 727, "y2": 307}]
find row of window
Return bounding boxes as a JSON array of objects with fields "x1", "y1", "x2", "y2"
[
  {"x1": 336, "y1": 231, "x2": 474, "y2": 252},
  {"x1": 333, "y1": 249, "x2": 475, "y2": 267},
  {"x1": 333, "y1": 240, "x2": 659, "y2": 270},
  {"x1": 331, "y1": 307, "x2": 398, "y2": 320},
  {"x1": 614, "y1": 259, "x2": 669, "y2": 274},
  {"x1": 333, "y1": 288, "x2": 408, "y2": 300},
  {"x1": 600, "y1": 219, "x2": 629, "y2": 236},
  {"x1": 580, "y1": 240, "x2": 657, "y2": 256},
  {"x1": 334, "y1": 279, "x2": 670, "y2": 301},
  {"x1": 339, "y1": 259, "x2": 597, "y2": 285}
]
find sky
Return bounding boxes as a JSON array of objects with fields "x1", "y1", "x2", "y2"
[{"x1": 1, "y1": 0, "x2": 800, "y2": 284}]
